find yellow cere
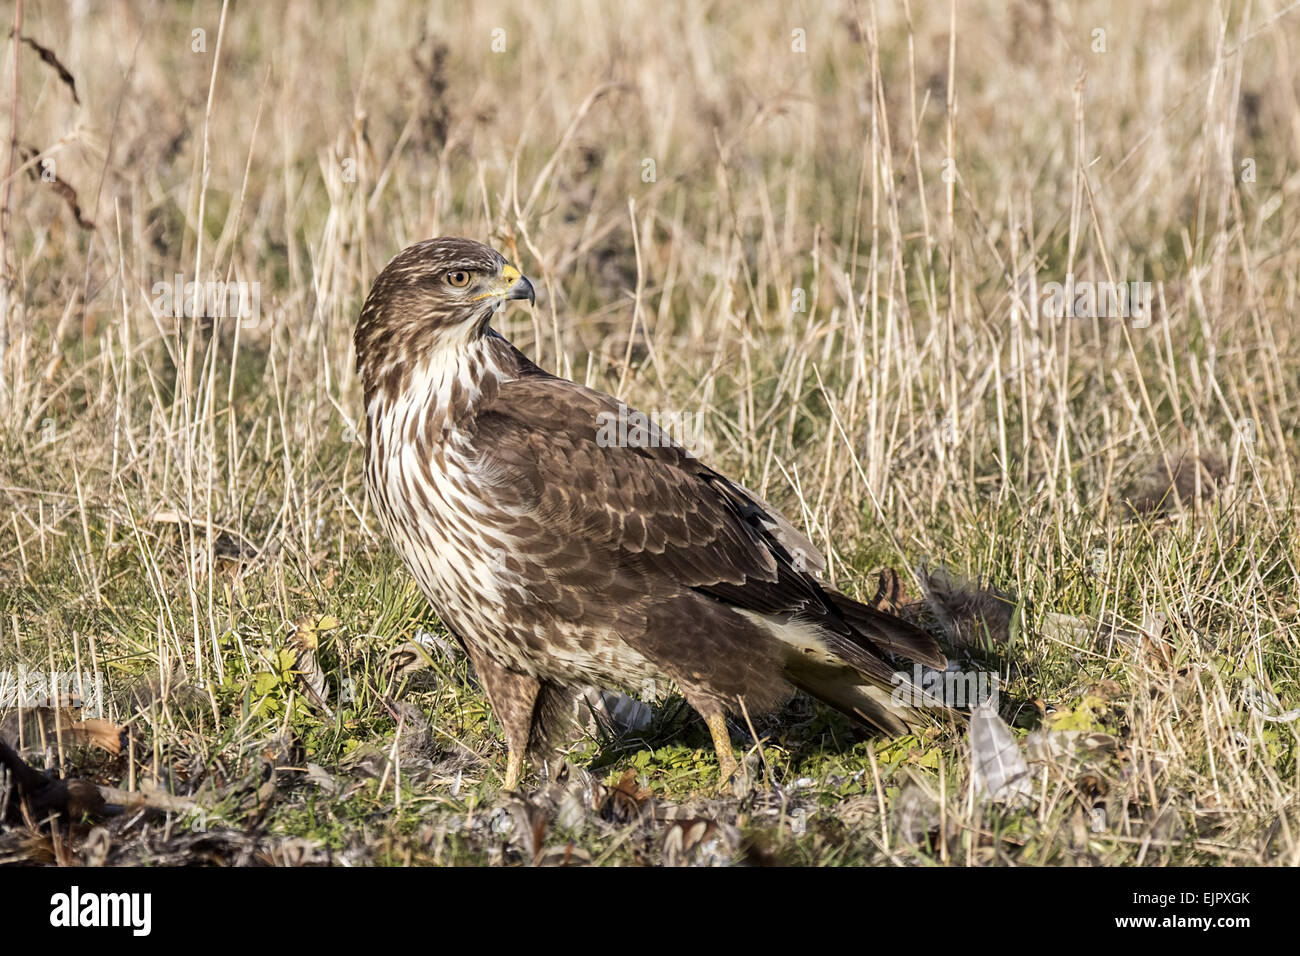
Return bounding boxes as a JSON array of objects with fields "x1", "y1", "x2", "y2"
[{"x1": 471, "y1": 263, "x2": 521, "y2": 302}]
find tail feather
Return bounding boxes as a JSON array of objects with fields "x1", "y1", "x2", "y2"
[
  {"x1": 830, "y1": 591, "x2": 948, "y2": 670},
  {"x1": 784, "y1": 660, "x2": 924, "y2": 735},
  {"x1": 738, "y1": 605, "x2": 948, "y2": 735}
]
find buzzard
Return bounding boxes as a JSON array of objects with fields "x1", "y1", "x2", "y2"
[{"x1": 355, "y1": 237, "x2": 946, "y2": 790}]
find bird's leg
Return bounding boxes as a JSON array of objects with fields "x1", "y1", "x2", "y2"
[
  {"x1": 503, "y1": 748, "x2": 525, "y2": 792},
  {"x1": 704, "y1": 710, "x2": 739, "y2": 791},
  {"x1": 463, "y1": 644, "x2": 540, "y2": 792}
]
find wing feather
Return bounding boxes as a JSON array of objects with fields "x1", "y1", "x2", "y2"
[{"x1": 470, "y1": 371, "x2": 944, "y2": 674}]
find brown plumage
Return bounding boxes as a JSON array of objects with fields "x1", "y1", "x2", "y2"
[{"x1": 355, "y1": 237, "x2": 947, "y2": 790}]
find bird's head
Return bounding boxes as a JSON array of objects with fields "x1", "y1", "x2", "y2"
[{"x1": 354, "y1": 237, "x2": 535, "y2": 399}]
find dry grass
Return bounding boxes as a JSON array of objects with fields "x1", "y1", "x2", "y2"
[{"x1": 0, "y1": 0, "x2": 1298, "y2": 865}]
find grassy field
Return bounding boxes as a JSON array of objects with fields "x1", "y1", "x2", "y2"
[{"x1": 1, "y1": 0, "x2": 1298, "y2": 866}]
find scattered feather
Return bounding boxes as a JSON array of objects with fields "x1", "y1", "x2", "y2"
[
  {"x1": 410, "y1": 628, "x2": 460, "y2": 659},
  {"x1": 969, "y1": 702, "x2": 1033, "y2": 805},
  {"x1": 1124, "y1": 447, "x2": 1225, "y2": 514},
  {"x1": 305, "y1": 763, "x2": 339, "y2": 795},
  {"x1": 661, "y1": 817, "x2": 739, "y2": 866},
  {"x1": 1105, "y1": 611, "x2": 1172, "y2": 665},
  {"x1": 597, "y1": 689, "x2": 654, "y2": 731},
  {"x1": 1241, "y1": 677, "x2": 1300, "y2": 723},
  {"x1": 918, "y1": 565, "x2": 1019, "y2": 647},
  {"x1": 1025, "y1": 729, "x2": 1117, "y2": 764},
  {"x1": 893, "y1": 779, "x2": 942, "y2": 848}
]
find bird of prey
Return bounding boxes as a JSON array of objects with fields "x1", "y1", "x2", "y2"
[{"x1": 355, "y1": 237, "x2": 947, "y2": 791}]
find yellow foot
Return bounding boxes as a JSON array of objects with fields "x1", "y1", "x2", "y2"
[{"x1": 705, "y1": 712, "x2": 739, "y2": 792}]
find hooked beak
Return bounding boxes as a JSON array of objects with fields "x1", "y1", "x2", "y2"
[
  {"x1": 501, "y1": 263, "x2": 535, "y2": 306},
  {"x1": 472, "y1": 263, "x2": 535, "y2": 307}
]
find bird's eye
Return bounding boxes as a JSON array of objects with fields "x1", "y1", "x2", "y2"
[{"x1": 445, "y1": 271, "x2": 471, "y2": 288}]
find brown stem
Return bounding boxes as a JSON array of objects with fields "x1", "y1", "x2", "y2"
[{"x1": 0, "y1": 0, "x2": 22, "y2": 412}]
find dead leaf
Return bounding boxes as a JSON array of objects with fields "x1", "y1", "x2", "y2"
[
  {"x1": 16, "y1": 34, "x2": 80, "y2": 103},
  {"x1": 867, "y1": 566, "x2": 917, "y2": 612},
  {"x1": 0, "y1": 708, "x2": 122, "y2": 755},
  {"x1": 599, "y1": 769, "x2": 650, "y2": 822},
  {"x1": 287, "y1": 615, "x2": 339, "y2": 715},
  {"x1": 19, "y1": 144, "x2": 94, "y2": 229}
]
